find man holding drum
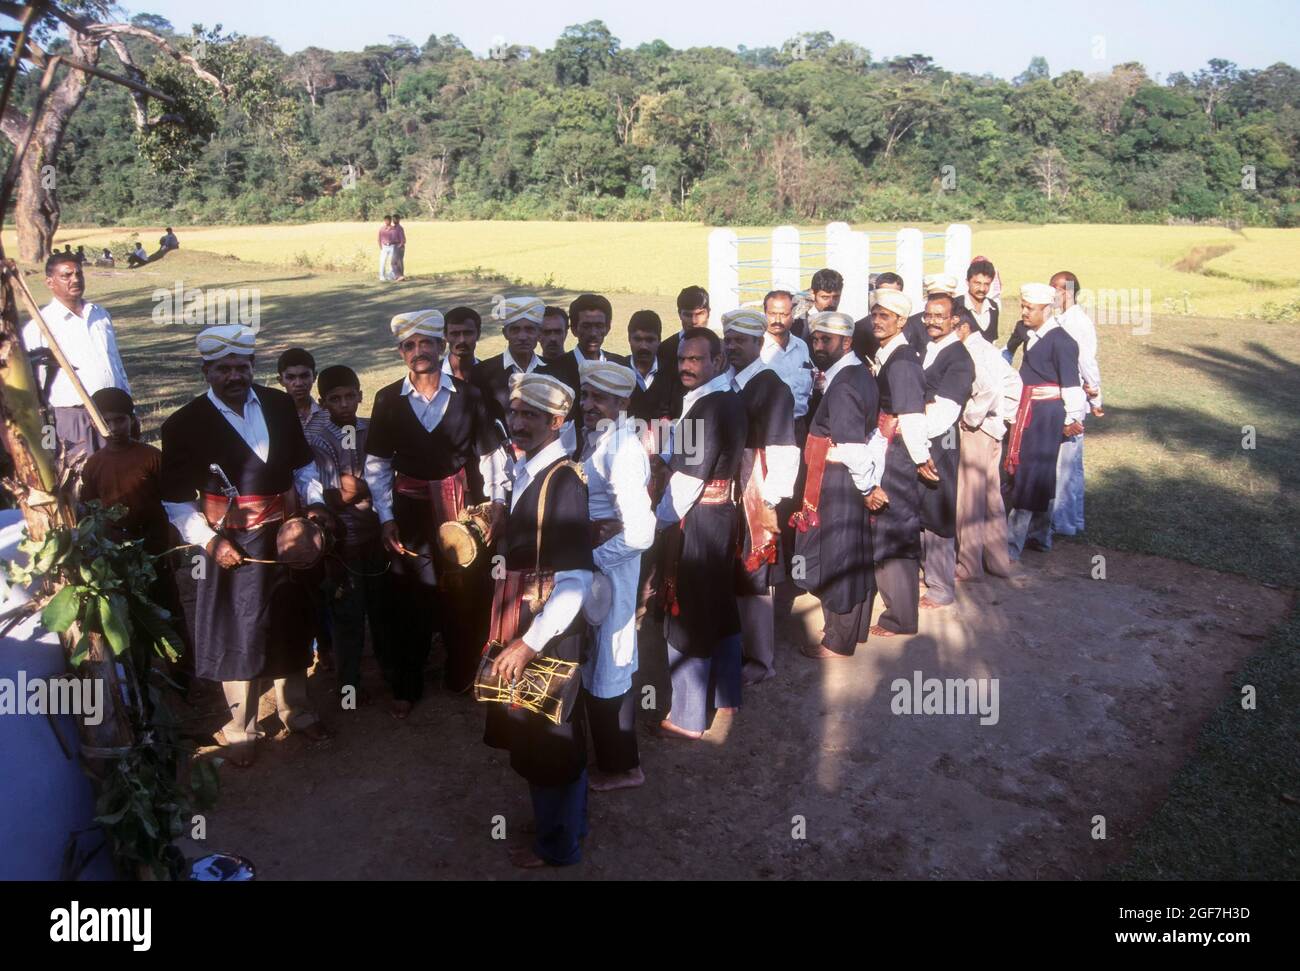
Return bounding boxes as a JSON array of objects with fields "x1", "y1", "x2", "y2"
[{"x1": 363, "y1": 310, "x2": 507, "y2": 715}]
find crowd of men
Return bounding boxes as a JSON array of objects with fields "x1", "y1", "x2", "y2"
[{"x1": 20, "y1": 249, "x2": 1102, "y2": 870}]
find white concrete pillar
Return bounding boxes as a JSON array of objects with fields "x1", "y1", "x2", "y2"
[
  {"x1": 827, "y1": 223, "x2": 870, "y2": 322},
  {"x1": 708, "y1": 228, "x2": 739, "y2": 329},
  {"x1": 771, "y1": 225, "x2": 801, "y2": 294},
  {"x1": 896, "y1": 227, "x2": 924, "y2": 308},
  {"x1": 945, "y1": 223, "x2": 973, "y2": 298}
]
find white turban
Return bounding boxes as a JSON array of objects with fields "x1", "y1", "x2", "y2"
[
  {"x1": 509, "y1": 372, "x2": 573, "y2": 417},
  {"x1": 873, "y1": 290, "x2": 912, "y2": 319},
  {"x1": 579, "y1": 360, "x2": 636, "y2": 398},
  {"x1": 196, "y1": 324, "x2": 255, "y2": 361},
  {"x1": 390, "y1": 309, "x2": 445, "y2": 343},
  {"x1": 923, "y1": 273, "x2": 960, "y2": 296},
  {"x1": 498, "y1": 296, "x2": 545, "y2": 328},
  {"x1": 809, "y1": 311, "x2": 855, "y2": 337},
  {"x1": 1020, "y1": 283, "x2": 1056, "y2": 306},
  {"x1": 720, "y1": 308, "x2": 767, "y2": 338}
]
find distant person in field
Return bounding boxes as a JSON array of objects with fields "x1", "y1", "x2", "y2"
[
  {"x1": 22, "y1": 250, "x2": 131, "y2": 465},
  {"x1": 1029, "y1": 270, "x2": 1102, "y2": 548},
  {"x1": 390, "y1": 216, "x2": 406, "y2": 281},
  {"x1": 94, "y1": 247, "x2": 114, "y2": 268},
  {"x1": 539, "y1": 306, "x2": 569, "y2": 364},
  {"x1": 442, "y1": 306, "x2": 482, "y2": 381},
  {"x1": 377, "y1": 215, "x2": 396, "y2": 282},
  {"x1": 1004, "y1": 283, "x2": 1085, "y2": 561},
  {"x1": 791, "y1": 268, "x2": 843, "y2": 341},
  {"x1": 657, "y1": 285, "x2": 710, "y2": 419},
  {"x1": 74, "y1": 245, "x2": 86, "y2": 265},
  {"x1": 126, "y1": 241, "x2": 149, "y2": 268},
  {"x1": 956, "y1": 257, "x2": 1000, "y2": 344}
]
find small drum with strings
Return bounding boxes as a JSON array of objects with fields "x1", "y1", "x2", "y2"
[
  {"x1": 436, "y1": 502, "x2": 495, "y2": 568},
  {"x1": 275, "y1": 516, "x2": 329, "y2": 570}
]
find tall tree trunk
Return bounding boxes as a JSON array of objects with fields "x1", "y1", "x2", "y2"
[{"x1": 4, "y1": 30, "x2": 101, "y2": 263}]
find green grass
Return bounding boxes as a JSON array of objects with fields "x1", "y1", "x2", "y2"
[
  {"x1": 19, "y1": 239, "x2": 1299, "y2": 879},
  {"x1": 14, "y1": 220, "x2": 1300, "y2": 319}
]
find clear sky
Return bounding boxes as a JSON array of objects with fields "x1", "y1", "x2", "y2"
[{"x1": 110, "y1": 0, "x2": 1300, "y2": 80}]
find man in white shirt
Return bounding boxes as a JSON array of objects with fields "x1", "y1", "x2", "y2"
[
  {"x1": 1033, "y1": 270, "x2": 1103, "y2": 546},
  {"x1": 577, "y1": 361, "x2": 654, "y2": 791},
  {"x1": 954, "y1": 316, "x2": 1022, "y2": 581},
  {"x1": 22, "y1": 251, "x2": 131, "y2": 465}
]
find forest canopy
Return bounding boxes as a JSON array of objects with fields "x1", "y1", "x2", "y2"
[{"x1": 14, "y1": 17, "x2": 1300, "y2": 227}]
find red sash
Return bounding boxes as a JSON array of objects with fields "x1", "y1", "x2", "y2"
[{"x1": 1004, "y1": 384, "x2": 1062, "y2": 475}]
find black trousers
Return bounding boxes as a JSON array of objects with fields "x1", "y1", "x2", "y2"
[
  {"x1": 438, "y1": 558, "x2": 491, "y2": 693},
  {"x1": 583, "y1": 688, "x2": 639, "y2": 773},
  {"x1": 822, "y1": 599, "x2": 871, "y2": 656}
]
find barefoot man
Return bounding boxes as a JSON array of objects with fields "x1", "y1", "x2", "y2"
[{"x1": 578, "y1": 361, "x2": 654, "y2": 790}]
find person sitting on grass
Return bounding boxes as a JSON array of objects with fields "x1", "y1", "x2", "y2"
[{"x1": 126, "y1": 242, "x2": 149, "y2": 268}]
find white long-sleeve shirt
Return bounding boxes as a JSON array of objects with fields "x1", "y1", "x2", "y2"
[
  {"x1": 875, "y1": 332, "x2": 931, "y2": 465},
  {"x1": 961, "y1": 331, "x2": 1022, "y2": 441},
  {"x1": 22, "y1": 299, "x2": 130, "y2": 406},
  {"x1": 509, "y1": 437, "x2": 593, "y2": 653},
  {"x1": 364, "y1": 372, "x2": 507, "y2": 524},
  {"x1": 1055, "y1": 303, "x2": 1102, "y2": 412},
  {"x1": 729, "y1": 358, "x2": 798, "y2": 505},
  {"x1": 760, "y1": 331, "x2": 814, "y2": 420},
  {"x1": 163, "y1": 387, "x2": 325, "y2": 549}
]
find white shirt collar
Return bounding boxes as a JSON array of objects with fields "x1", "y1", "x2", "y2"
[
  {"x1": 680, "y1": 370, "x2": 732, "y2": 416},
  {"x1": 519, "y1": 437, "x2": 569, "y2": 483},
  {"x1": 875, "y1": 331, "x2": 909, "y2": 368},
  {"x1": 504, "y1": 351, "x2": 541, "y2": 374},
  {"x1": 45, "y1": 298, "x2": 96, "y2": 321},
  {"x1": 822, "y1": 351, "x2": 861, "y2": 386},
  {"x1": 400, "y1": 370, "x2": 455, "y2": 399},
  {"x1": 729, "y1": 357, "x2": 767, "y2": 390},
  {"x1": 923, "y1": 330, "x2": 961, "y2": 367},
  {"x1": 1025, "y1": 318, "x2": 1059, "y2": 348},
  {"x1": 573, "y1": 346, "x2": 606, "y2": 365},
  {"x1": 206, "y1": 385, "x2": 258, "y2": 416}
]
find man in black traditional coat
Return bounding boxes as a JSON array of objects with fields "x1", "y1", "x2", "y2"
[
  {"x1": 482, "y1": 372, "x2": 594, "y2": 868},
  {"x1": 866, "y1": 290, "x2": 939, "y2": 638},
  {"x1": 364, "y1": 310, "x2": 507, "y2": 715},
  {"x1": 160, "y1": 325, "x2": 336, "y2": 767},
  {"x1": 470, "y1": 296, "x2": 546, "y2": 425},
  {"x1": 917, "y1": 292, "x2": 976, "y2": 610},
  {"x1": 653, "y1": 327, "x2": 747, "y2": 738},
  {"x1": 721, "y1": 309, "x2": 798, "y2": 683},
  {"x1": 789, "y1": 312, "x2": 886, "y2": 658}
]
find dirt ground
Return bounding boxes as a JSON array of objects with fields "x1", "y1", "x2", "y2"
[{"x1": 177, "y1": 540, "x2": 1292, "y2": 880}]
